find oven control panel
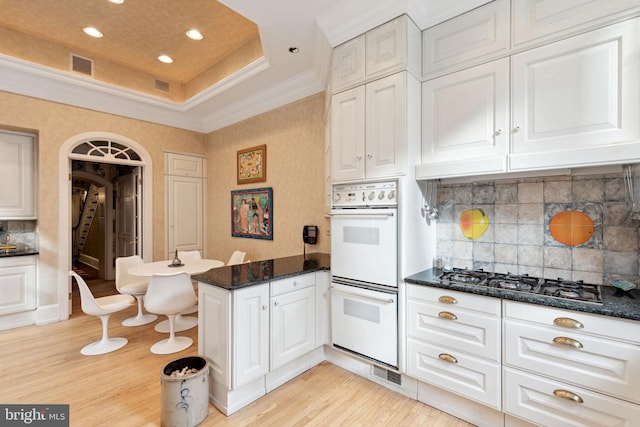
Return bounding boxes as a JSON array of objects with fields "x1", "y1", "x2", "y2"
[{"x1": 332, "y1": 181, "x2": 397, "y2": 208}]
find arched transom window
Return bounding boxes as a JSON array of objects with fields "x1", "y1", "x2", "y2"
[{"x1": 71, "y1": 139, "x2": 142, "y2": 163}]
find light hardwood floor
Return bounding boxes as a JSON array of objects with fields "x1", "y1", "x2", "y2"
[{"x1": 0, "y1": 277, "x2": 474, "y2": 426}]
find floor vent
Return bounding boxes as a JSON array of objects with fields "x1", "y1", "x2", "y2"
[
  {"x1": 71, "y1": 54, "x2": 93, "y2": 76},
  {"x1": 155, "y1": 79, "x2": 170, "y2": 92},
  {"x1": 372, "y1": 365, "x2": 402, "y2": 386}
]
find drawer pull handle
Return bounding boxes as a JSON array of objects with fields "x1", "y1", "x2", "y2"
[
  {"x1": 438, "y1": 296, "x2": 458, "y2": 304},
  {"x1": 553, "y1": 336, "x2": 583, "y2": 349},
  {"x1": 553, "y1": 389, "x2": 584, "y2": 404},
  {"x1": 554, "y1": 317, "x2": 584, "y2": 329},
  {"x1": 438, "y1": 353, "x2": 458, "y2": 364},
  {"x1": 438, "y1": 311, "x2": 457, "y2": 320}
]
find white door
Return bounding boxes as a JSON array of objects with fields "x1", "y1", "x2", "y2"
[
  {"x1": 115, "y1": 170, "x2": 140, "y2": 257},
  {"x1": 167, "y1": 175, "x2": 203, "y2": 258}
]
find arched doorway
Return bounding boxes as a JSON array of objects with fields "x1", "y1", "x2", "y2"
[{"x1": 57, "y1": 132, "x2": 153, "y2": 320}]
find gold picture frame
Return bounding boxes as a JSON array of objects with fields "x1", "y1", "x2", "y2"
[{"x1": 237, "y1": 144, "x2": 266, "y2": 184}]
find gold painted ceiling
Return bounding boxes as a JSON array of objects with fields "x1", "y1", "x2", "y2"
[{"x1": 0, "y1": 0, "x2": 262, "y2": 101}]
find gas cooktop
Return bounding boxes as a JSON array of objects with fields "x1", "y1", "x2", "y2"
[{"x1": 438, "y1": 268, "x2": 602, "y2": 304}]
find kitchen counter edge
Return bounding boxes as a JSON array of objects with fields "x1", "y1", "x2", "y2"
[
  {"x1": 405, "y1": 268, "x2": 640, "y2": 322},
  {"x1": 0, "y1": 248, "x2": 39, "y2": 258},
  {"x1": 193, "y1": 253, "x2": 330, "y2": 291}
]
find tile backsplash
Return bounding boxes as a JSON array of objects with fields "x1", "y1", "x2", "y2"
[
  {"x1": 0, "y1": 220, "x2": 37, "y2": 249},
  {"x1": 435, "y1": 172, "x2": 638, "y2": 287}
]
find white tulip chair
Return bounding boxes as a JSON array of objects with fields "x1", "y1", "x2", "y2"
[
  {"x1": 115, "y1": 255, "x2": 157, "y2": 326},
  {"x1": 69, "y1": 271, "x2": 135, "y2": 355}
]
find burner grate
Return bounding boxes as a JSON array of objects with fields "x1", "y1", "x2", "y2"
[{"x1": 438, "y1": 269, "x2": 602, "y2": 304}]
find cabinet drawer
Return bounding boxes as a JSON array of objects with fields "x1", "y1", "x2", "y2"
[
  {"x1": 407, "y1": 338, "x2": 501, "y2": 409},
  {"x1": 503, "y1": 300, "x2": 640, "y2": 344},
  {"x1": 407, "y1": 298, "x2": 500, "y2": 361},
  {"x1": 270, "y1": 274, "x2": 315, "y2": 296},
  {"x1": 407, "y1": 285, "x2": 501, "y2": 315},
  {"x1": 504, "y1": 367, "x2": 640, "y2": 427},
  {"x1": 504, "y1": 318, "x2": 640, "y2": 403}
]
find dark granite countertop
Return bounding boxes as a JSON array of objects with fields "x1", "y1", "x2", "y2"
[
  {"x1": 0, "y1": 247, "x2": 39, "y2": 258},
  {"x1": 405, "y1": 268, "x2": 640, "y2": 322},
  {"x1": 193, "y1": 252, "x2": 330, "y2": 291}
]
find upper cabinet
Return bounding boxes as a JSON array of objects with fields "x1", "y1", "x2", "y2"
[
  {"x1": 332, "y1": 72, "x2": 419, "y2": 182},
  {"x1": 509, "y1": 18, "x2": 640, "y2": 171},
  {"x1": 0, "y1": 131, "x2": 37, "y2": 219},
  {"x1": 332, "y1": 15, "x2": 421, "y2": 94},
  {"x1": 422, "y1": 0, "x2": 510, "y2": 79},
  {"x1": 417, "y1": 1, "x2": 640, "y2": 180},
  {"x1": 512, "y1": 0, "x2": 640, "y2": 49}
]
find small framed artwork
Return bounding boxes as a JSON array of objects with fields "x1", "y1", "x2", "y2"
[
  {"x1": 237, "y1": 144, "x2": 266, "y2": 184},
  {"x1": 231, "y1": 187, "x2": 273, "y2": 240}
]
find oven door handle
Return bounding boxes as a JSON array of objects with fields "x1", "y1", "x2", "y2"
[
  {"x1": 330, "y1": 287, "x2": 395, "y2": 304},
  {"x1": 330, "y1": 211, "x2": 395, "y2": 218}
]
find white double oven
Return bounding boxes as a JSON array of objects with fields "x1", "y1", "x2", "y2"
[{"x1": 330, "y1": 181, "x2": 399, "y2": 369}]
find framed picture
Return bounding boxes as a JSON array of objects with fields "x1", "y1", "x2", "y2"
[
  {"x1": 231, "y1": 187, "x2": 273, "y2": 240},
  {"x1": 237, "y1": 144, "x2": 266, "y2": 184}
]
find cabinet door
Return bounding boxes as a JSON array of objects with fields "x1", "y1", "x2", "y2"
[
  {"x1": 166, "y1": 175, "x2": 203, "y2": 257},
  {"x1": 332, "y1": 35, "x2": 365, "y2": 93},
  {"x1": 165, "y1": 152, "x2": 205, "y2": 177},
  {"x1": 510, "y1": 19, "x2": 640, "y2": 171},
  {"x1": 198, "y1": 284, "x2": 230, "y2": 389},
  {"x1": 366, "y1": 15, "x2": 412, "y2": 79},
  {"x1": 365, "y1": 72, "x2": 407, "y2": 179},
  {"x1": 270, "y1": 286, "x2": 315, "y2": 371},
  {"x1": 512, "y1": 0, "x2": 640, "y2": 49},
  {"x1": 418, "y1": 59, "x2": 509, "y2": 179},
  {"x1": 0, "y1": 257, "x2": 36, "y2": 315},
  {"x1": 233, "y1": 284, "x2": 269, "y2": 389},
  {"x1": 0, "y1": 131, "x2": 36, "y2": 218},
  {"x1": 422, "y1": 0, "x2": 510, "y2": 78},
  {"x1": 315, "y1": 271, "x2": 330, "y2": 347},
  {"x1": 331, "y1": 86, "x2": 366, "y2": 181}
]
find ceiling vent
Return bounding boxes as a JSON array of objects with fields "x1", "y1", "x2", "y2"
[
  {"x1": 155, "y1": 79, "x2": 170, "y2": 93},
  {"x1": 71, "y1": 54, "x2": 93, "y2": 77}
]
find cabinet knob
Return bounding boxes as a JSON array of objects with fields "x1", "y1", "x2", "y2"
[
  {"x1": 274, "y1": 301, "x2": 279, "y2": 307},
  {"x1": 553, "y1": 317, "x2": 584, "y2": 329},
  {"x1": 553, "y1": 336, "x2": 583, "y2": 349},
  {"x1": 438, "y1": 353, "x2": 458, "y2": 364},
  {"x1": 367, "y1": 154, "x2": 373, "y2": 159},
  {"x1": 513, "y1": 126, "x2": 521, "y2": 133},
  {"x1": 438, "y1": 311, "x2": 457, "y2": 320},
  {"x1": 262, "y1": 305, "x2": 268, "y2": 310},
  {"x1": 553, "y1": 389, "x2": 583, "y2": 404},
  {"x1": 356, "y1": 155, "x2": 362, "y2": 160},
  {"x1": 494, "y1": 129, "x2": 503, "y2": 136}
]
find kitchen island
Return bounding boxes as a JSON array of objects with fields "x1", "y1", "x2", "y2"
[{"x1": 194, "y1": 252, "x2": 330, "y2": 416}]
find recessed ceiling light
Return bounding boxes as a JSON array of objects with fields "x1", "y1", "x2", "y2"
[
  {"x1": 108, "y1": 0, "x2": 125, "y2": 4},
  {"x1": 288, "y1": 47, "x2": 299, "y2": 53},
  {"x1": 158, "y1": 55, "x2": 173, "y2": 64},
  {"x1": 83, "y1": 27, "x2": 103, "y2": 38},
  {"x1": 186, "y1": 29, "x2": 203, "y2": 40}
]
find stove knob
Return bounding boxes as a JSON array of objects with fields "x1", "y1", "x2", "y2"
[
  {"x1": 388, "y1": 190, "x2": 395, "y2": 200},
  {"x1": 378, "y1": 191, "x2": 385, "y2": 200},
  {"x1": 333, "y1": 193, "x2": 341, "y2": 202},
  {"x1": 368, "y1": 191, "x2": 375, "y2": 201}
]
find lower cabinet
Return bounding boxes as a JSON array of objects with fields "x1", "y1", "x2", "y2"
[
  {"x1": 198, "y1": 272, "x2": 323, "y2": 415},
  {"x1": 0, "y1": 255, "x2": 36, "y2": 316}
]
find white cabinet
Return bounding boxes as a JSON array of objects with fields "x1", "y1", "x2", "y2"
[
  {"x1": 417, "y1": 17, "x2": 640, "y2": 180},
  {"x1": 422, "y1": 0, "x2": 510, "y2": 79},
  {"x1": 418, "y1": 58, "x2": 509, "y2": 179},
  {"x1": 315, "y1": 271, "x2": 331, "y2": 347},
  {"x1": 233, "y1": 284, "x2": 270, "y2": 389},
  {"x1": 165, "y1": 152, "x2": 205, "y2": 259},
  {"x1": 332, "y1": 15, "x2": 421, "y2": 93},
  {"x1": 406, "y1": 285, "x2": 502, "y2": 409},
  {"x1": 0, "y1": 131, "x2": 36, "y2": 219},
  {"x1": 270, "y1": 275, "x2": 316, "y2": 371},
  {"x1": 198, "y1": 272, "x2": 323, "y2": 415},
  {"x1": 332, "y1": 72, "x2": 418, "y2": 182},
  {"x1": 512, "y1": 0, "x2": 640, "y2": 49},
  {"x1": 503, "y1": 300, "x2": 640, "y2": 425},
  {"x1": 0, "y1": 255, "x2": 36, "y2": 316},
  {"x1": 509, "y1": 18, "x2": 640, "y2": 171}
]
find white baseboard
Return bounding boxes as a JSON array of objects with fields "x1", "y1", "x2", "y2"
[
  {"x1": 78, "y1": 253, "x2": 99, "y2": 269},
  {"x1": 36, "y1": 303, "x2": 62, "y2": 325}
]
